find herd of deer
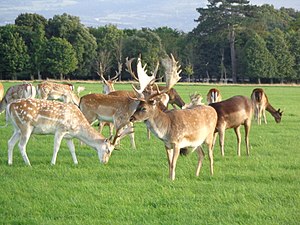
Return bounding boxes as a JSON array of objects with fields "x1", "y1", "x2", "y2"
[{"x1": 0, "y1": 54, "x2": 283, "y2": 180}]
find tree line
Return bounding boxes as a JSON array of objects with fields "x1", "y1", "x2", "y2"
[{"x1": 0, "y1": 0, "x2": 299, "y2": 83}]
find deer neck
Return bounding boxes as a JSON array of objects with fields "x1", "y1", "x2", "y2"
[
  {"x1": 75, "y1": 125, "x2": 105, "y2": 149},
  {"x1": 145, "y1": 107, "x2": 171, "y2": 140},
  {"x1": 265, "y1": 103, "x2": 278, "y2": 117}
]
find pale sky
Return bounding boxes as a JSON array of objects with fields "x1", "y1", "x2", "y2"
[{"x1": 0, "y1": 0, "x2": 299, "y2": 32}]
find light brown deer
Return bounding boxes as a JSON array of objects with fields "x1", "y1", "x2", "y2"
[
  {"x1": 0, "y1": 83, "x2": 36, "y2": 113},
  {"x1": 251, "y1": 88, "x2": 283, "y2": 125},
  {"x1": 182, "y1": 92, "x2": 204, "y2": 109},
  {"x1": 6, "y1": 98, "x2": 131, "y2": 166},
  {"x1": 209, "y1": 95, "x2": 253, "y2": 157},
  {"x1": 0, "y1": 83, "x2": 4, "y2": 102},
  {"x1": 207, "y1": 88, "x2": 222, "y2": 104},
  {"x1": 37, "y1": 81, "x2": 80, "y2": 106},
  {"x1": 79, "y1": 57, "x2": 155, "y2": 149},
  {"x1": 130, "y1": 54, "x2": 218, "y2": 180}
]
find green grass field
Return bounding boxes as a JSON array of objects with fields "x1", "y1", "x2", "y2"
[{"x1": 0, "y1": 82, "x2": 299, "y2": 225}]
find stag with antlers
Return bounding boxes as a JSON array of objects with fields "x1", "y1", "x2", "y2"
[{"x1": 130, "y1": 54, "x2": 218, "y2": 180}]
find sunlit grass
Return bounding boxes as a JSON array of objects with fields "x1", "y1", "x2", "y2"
[{"x1": 0, "y1": 82, "x2": 299, "y2": 224}]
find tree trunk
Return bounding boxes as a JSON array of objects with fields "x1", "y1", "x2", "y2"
[
  {"x1": 60, "y1": 73, "x2": 64, "y2": 80},
  {"x1": 229, "y1": 26, "x2": 237, "y2": 83},
  {"x1": 38, "y1": 70, "x2": 42, "y2": 80}
]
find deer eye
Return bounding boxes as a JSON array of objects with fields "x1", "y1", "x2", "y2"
[{"x1": 140, "y1": 107, "x2": 147, "y2": 112}]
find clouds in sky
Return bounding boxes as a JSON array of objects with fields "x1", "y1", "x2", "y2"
[{"x1": 0, "y1": 0, "x2": 299, "y2": 32}]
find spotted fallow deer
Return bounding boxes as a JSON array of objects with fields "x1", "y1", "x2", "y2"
[
  {"x1": 0, "y1": 83, "x2": 4, "y2": 102},
  {"x1": 207, "y1": 88, "x2": 222, "y2": 104},
  {"x1": 182, "y1": 92, "x2": 204, "y2": 109},
  {"x1": 251, "y1": 88, "x2": 283, "y2": 125},
  {"x1": 37, "y1": 81, "x2": 80, "y2": 106},
  {"x1": 6, "y1": 98, "x2": 132, "y2": 166},
  {"x1": 130, "y1": 54, "x2": 218, "y2": 180},
  {"x1": 0, "y1": 83, "x2": 36, "y2": 113},
  {"x1": 209, "y1": 95, "x2": 253, "y2": 157}
]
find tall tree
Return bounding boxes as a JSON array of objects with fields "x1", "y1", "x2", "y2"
[
  {"x1": 46, "y1": 13, "x2": 97, "y2": 78},
  {"x1": 194, "y1": 0, "x2": 251, "y2": 83},
  {"x1": 287, "y1": 30, "x2": 300, "y2": 81},
  {"x1": 0, "y1": 25, "x2": 29, "y2": 80},
  {"x1": 242, "y1": 32, "x2": 277, "y2": 83},
  {"x1": 266, "y1": 28, "x2": 295, "y2": 82},
  {"x1": 43, "y1": 37, "x2": 78, "y2": 80}
]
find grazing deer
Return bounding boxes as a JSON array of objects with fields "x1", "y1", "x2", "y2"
[
  {"x1": 6, "y1": 98, "x2": 132, "y2": 165},
  {"x1": 207, "y1": 88, "x2": 222, "y2": 104},
  {"x1": 0, "y1": 83, "x2": 36, "y2": 113},
  {"x1": 251, "y1": 88, "x2": 283, "y2": 125},
  {"x1": 182, "y1": 92, "x2": 204, "y2": 109},
  {"x1": 0, "y1": 83, "x2": 4, "y2": 102},
  {"x1": 209, "y1": 95, "x2": 253, "y2": 157},
  {"x1": 37, "y1": 81, "x2": 80, "y2": 106},
  {"x1": 130, "y1": 54, "x2": 218, "y2": 180}
]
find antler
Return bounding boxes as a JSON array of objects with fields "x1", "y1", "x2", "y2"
[
  {"x1": 125, "y1": 57, "x2": 139, "y2": 81},
  {"x1": 132, "y1": 57, "x2": 156, "y2": 95},
  {"x1": 162, "y1": 54, "x2": 182, "y2": 91},
  {"x1": 112, "y1": 125, "x2": 134, "y2": 146},
  {"x1": 110, "y1": 61, "x2": 122, "y2": 81}
]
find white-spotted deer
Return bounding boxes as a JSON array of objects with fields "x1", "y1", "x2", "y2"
[
  {"x1": 209, "y1": 95, "x2": 253, "y2": 157},
  {"x1": 207, "y1": 88, "x2": 222, "y2": 104},
  {"x1": 37, "y1": 81, "x2": 80, "y2": 106},
  {"x1": 251, "y1": 88, "x2": 283, "y2": 125},
  {"x1": 0, "y1": 83, "x2": 36, "y2": 113},
  {"x1": 6, "y1": 98, "x2": 132, "y2": 165},
  {"x1": 130, "y1": 54, "x2": 218, "y2": 180},
  {"x1": 182, "y1": 92, "x2": 204, "y2": 109}
]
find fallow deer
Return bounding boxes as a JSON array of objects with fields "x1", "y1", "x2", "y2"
[
  {"x1": 0, "y1": 83, "x2": 4, "y2": 102},
  {"x1": 6, "y1": 98, "x2": 132, "y2": 165},
  {"x1": 207, "y1": 88, "x2": 222, "y2": 104},
  {"x1": 0, "y1": 83, "x2": 36, "y2": 113},
  {"x1": 79, "y1": 57, "x2": 156, "y2": 149},
  {"x1": 209, "y1": 95, "x2": 253, "y2": 157},
  {"x1": 251, "y1": 88, "x2": 283, "y2": 125},
  {"x1": 130, "y1": 54, "x2": 218, "y2": 180},
  {"x1": 37, "y1": 81, "x2": 80, "y2": 106},
  {"x1": 182, "y1": 92, "x2": 204, "y2": 109}
]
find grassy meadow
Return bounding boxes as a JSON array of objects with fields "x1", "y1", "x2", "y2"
[{"x1": 0, "y1": 81, "x2": 299, "y2": 225}]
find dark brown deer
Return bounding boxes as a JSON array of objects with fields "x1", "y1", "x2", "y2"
[
  {"x1": 251, "y1": 88, "x2": 283, "y2": 125},
  {"x1": 207, "y1": 88, "x2": 222, "y2": 104},
  {"x1": 130, "y1": 54, "x2": 218, "y2": 180},
  {"x1": 209, "y1": 95, "x2": 253, "y2": 157}
]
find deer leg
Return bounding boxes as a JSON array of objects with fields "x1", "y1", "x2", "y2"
[
  {"x1": 206, "y1": 132, "x2": 215, "y2": 175},
  {"x1": 109, "y1": 123, "x2": 114, "y2": 136},
  {"x1": 195, "y1": 146, "x2": 205, "y2": 176},
  {"x1": 98, "y1": 121, "x2": 105, "y2": 134},
  {"x1": 18, "y1": 129, "x2": 33, "y2": 166},
  {"x1": 234, "y1": 126, "x2": 241, "y2": 156},
  {"x1": 258, "y1": 106, "x2": 262, "y2": 125},
  {"x1": 66, "y1": 139, "x2": 78, "y2": 164},
  {"x1": 244, "y1": 120, "x2": 251, "y2": 156},
  {"x1": 128, "y1": 123, "x2": 136, "y2": 149},
  {"x1": 147, "y1": 127, "x2": 151, "y2": 140},
  {"x1": 51, "y1": 132, "x2": 65, "y2": 165},
  {"x1": 170, "y1": 144, "x2": 180, "y2": 181},
  {"x1": 218, "y1": 127, "x2": 226, "y2": 157},
  {"x1": 8, "y1": 130, "x2": 21, "y2": 165},
  {"x1": 165, "y1": 146, "x2": 173, "y2": 167},
  {"x1": 262, "y1": 109, "x2": 267, "y2": 124}
]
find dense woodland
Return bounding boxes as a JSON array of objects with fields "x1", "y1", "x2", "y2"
[{"x1": 0, "y1": 0, "x2": 299, "y2": 83}]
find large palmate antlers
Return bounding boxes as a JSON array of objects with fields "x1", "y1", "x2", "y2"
[
  {"x1": 125, "y1": 57, "x2": 139, "y2": 81},
  {"x1": 162, "y1": 54, "x2": 182, "y2": 91}
]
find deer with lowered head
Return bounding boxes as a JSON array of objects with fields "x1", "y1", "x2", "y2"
[
  {"x1": 0, "y1": 83, "x2": 36, "y2": 113},
  {"x1": 182, "y1": 92, "x2": 204, "y2": 109},
  {"x1": 209, "y1": 95, "x2": 253, "y2": 157},
  {"x1": 130, "y1": 54, "x2": 218, "y2": 180},
  {"x1": 6, "y1": 98, "x2": 132, "y2": 166},
  {"x1": 207, "y1": 88, "x2": 222, "y2": 104},
  {"x1": 251, "y1": 88, "x2": 283, "y2": 125}
]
